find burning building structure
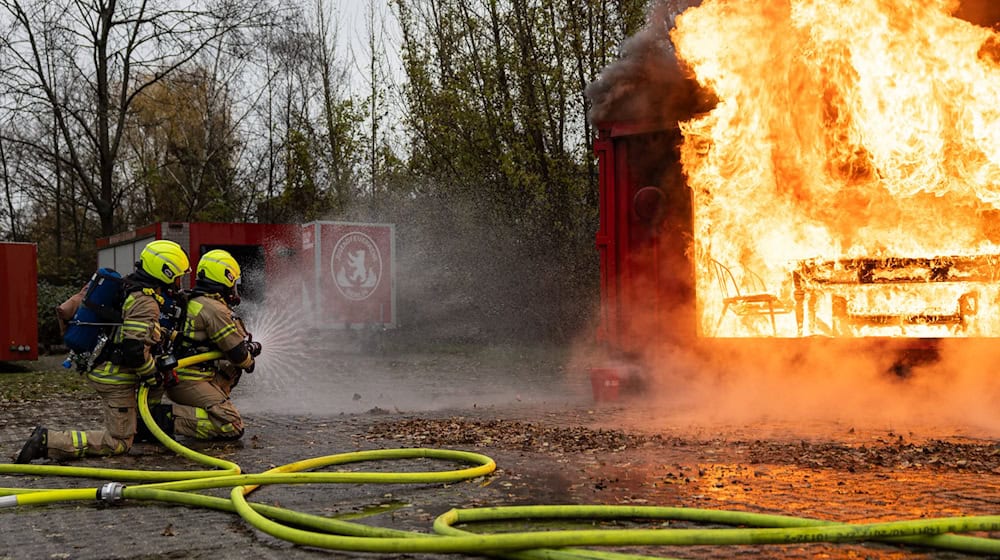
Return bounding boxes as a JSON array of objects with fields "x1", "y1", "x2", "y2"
[{"x1": 587, "y1": 0, "x2": 1000, "y2": 360}]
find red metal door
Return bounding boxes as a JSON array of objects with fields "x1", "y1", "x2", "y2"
[{"x1": 594, "y1": 130, "x2": 619, "y2": 348}]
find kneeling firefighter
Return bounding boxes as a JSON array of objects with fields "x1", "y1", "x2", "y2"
[
  {"x1": 16, "y1": 240, "x2": 190, "y2": 462},
  {"x1": 139, "y1": 249, "x2": 261, "y2": 441}
]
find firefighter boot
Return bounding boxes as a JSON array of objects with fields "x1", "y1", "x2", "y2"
[
  {"x1": 150, "y1": 404, "x2": 175, "y2": 438},
  {"x1": 136, "y1": 404, "x2": 175, "y2": 442},
  {"x1": 15, "y1": 426, "x2": 48, "y2": 463},
  {"x1": 134, "y1": 415, "x2": 155, "y2": 443}
]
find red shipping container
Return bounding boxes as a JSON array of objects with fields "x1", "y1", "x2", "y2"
[
  {"x1": 302, "y1": 221, "x2": 396, "y2": 328},
  {"x1": 0, "y1": 242, "x2": 39, "y2": 361},
  {"x1": 97, "y1": 222, "x2": 302, "y2": 306}
]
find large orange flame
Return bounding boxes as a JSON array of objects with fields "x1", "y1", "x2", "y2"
[{"x1": 673, "y1": 0, "x2": 1000, "y2": 337}]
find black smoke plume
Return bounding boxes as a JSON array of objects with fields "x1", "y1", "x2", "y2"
[{"x1": 585, "y1": 0, "x2": 709, "y2": 127}]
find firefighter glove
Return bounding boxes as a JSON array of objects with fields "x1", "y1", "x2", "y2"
[
  {"x1": 161, "y1": 368, "x2": 179, "y2": 388},
  {"x1": 156, "y1": 354, "x2": 180, "y2": 389},
  {"x1": 139, "y1": 372, "x2": 162, "y2": 388}
]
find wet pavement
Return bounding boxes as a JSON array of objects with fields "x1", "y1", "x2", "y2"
[{"x1": 1, "y1": 349, "x2": 999, "y2": 559}]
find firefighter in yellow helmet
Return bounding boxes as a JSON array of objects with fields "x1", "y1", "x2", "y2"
[
  {"x1": 144, "y1": 249, "x2": 260, "y2": 441},
  {"x1": 16, "y1": 240, "x2": 191, "y2": 462}
]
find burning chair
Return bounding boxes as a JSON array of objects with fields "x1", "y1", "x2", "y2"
[{"x1": 711, "y1": 259, "x2": 792, "y2": 336}]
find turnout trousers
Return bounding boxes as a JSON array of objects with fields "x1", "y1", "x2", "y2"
[
  {"x1": 46, "y1": 380, "x2": 164, "y2": 460},
  {"x1": 166, "y1": 374, "x2": 244, "y2": 440}
]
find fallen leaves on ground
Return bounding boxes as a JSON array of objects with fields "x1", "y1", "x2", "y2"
[
  {"x1": 365, "y1": 418, "x2": 1000, "y2": 473},
  {"x1": 747, "y1": 439, "x2": 1000, "y2": 473},
  {"x1": 365, "y1": 417, "x2": 681, "y2": 453}
]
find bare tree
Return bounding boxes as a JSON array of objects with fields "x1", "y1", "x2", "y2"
[
  {"x1": 249, "y1": 1, "x2": 363, "y2": 223},
  {"x1": 314, "y1": 0, "x2": 357, "y2": 211},
  {"x1": 357, "y1": 0, "x2": 404, "y2": 202},
  {"x1": 0, "y1": 127, "x2": 20, "y2": 241},
  {"x1": 0, "y1": 0, "x2": 281, "y2": 236},
  {"x1": 124, "y1": 66, "x2": 243, "y2": 224}
]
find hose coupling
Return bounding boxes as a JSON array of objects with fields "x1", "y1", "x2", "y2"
[
  {"x1": 97, "y1": 482, "x2": 126, "y2": 503},
  {"x1": 0, "y1": 495, "x2": 17, "y2": 508}
]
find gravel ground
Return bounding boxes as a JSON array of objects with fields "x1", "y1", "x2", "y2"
[{"x1": 1, "y1": 348, "x2": 999, "y2": 560}]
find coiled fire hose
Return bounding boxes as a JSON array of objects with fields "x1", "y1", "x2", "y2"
[{"x1": 1, "y1": 351, "x2": 999, "y2": 558}]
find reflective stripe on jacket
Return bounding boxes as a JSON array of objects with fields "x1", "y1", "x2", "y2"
[
  {"x1": 88, "y1": 290, "x2": 162, "y2": 385},
  {"x1": 176, "y1": 294, "x2": 247, "y2": 381}
]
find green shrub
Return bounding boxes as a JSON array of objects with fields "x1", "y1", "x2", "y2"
[{"x1": 37, "y1": 280, "x2": 81, "y2": 353}]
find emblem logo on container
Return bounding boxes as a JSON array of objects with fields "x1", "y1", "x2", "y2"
[{"x1": 331, "y1": 232, "x2": 381, "y2": 300}]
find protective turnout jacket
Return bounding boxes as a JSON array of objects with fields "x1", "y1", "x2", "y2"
[
  {"x1": 176, "y1": 294, "x2": 252, "y2": 381},
  {"x1": 89, "y1": 289, "x2": 163, "y2": 384}
]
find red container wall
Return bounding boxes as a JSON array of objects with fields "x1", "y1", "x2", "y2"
[
  {"x1": 594, "y1": 125, "x2": 944, "y2": 366},
  {"x1": 0, "y1": 243, "x2": 39, "y2": 361},
  {"x1": 311, "y1": 221, "x2": 396, "y2": 327},
  {"x1": 99, "y1": 222, "x2": 302, "y2": 305},
  {"x1": 594, "y1": 132, "x2": 618, "y2": 347},
  {"x1": 186, "y1": 222, "x2": 301, "y2": 306},
  {"x1": 98, "y1": 221, "x2": 406, "y2": 328}
]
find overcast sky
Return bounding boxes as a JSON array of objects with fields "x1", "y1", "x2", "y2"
[{"x1": 331, "y1": 0, "x2": 403, "y2": 99}]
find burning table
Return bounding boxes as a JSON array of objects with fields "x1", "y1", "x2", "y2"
[{"x1": 793, "y1": 255, "x2": 1000, "y2": 337}]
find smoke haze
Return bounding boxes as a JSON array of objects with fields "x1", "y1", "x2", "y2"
[
  {"x1": 624, "y1": 338, "x2": 1000, "y2": 437},
  {"x1": 230, "y1": 202, "x2": 590, "y2": 416}
]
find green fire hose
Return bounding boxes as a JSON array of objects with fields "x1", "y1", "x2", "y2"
[{"x1": 1, "y1": 351, "x2": 999, "y2": 558}]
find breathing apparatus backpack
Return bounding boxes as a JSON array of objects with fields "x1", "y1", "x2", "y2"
[{"x1": 61, "y1": 268, "x2": 126, "y2": 373}]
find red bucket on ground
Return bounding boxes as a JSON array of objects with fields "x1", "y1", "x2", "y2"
[{"x1": 589, "y1": 367, "x2": 621, "y2": 402}]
